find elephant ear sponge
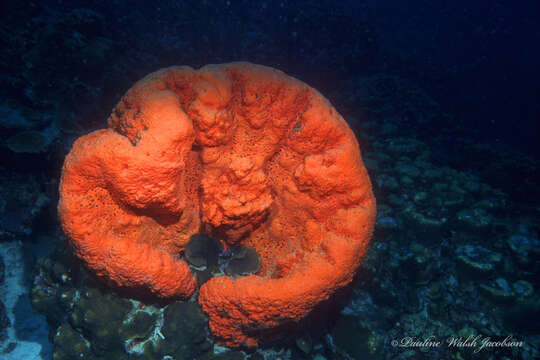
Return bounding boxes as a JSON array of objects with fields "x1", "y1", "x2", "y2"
[{"x1": 58, "y1": 62, "x2": 376, "y2": 347}]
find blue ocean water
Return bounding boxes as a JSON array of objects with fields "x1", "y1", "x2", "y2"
[{"x1": 1, "y1": 1, "x2": 539, "y2": 359}]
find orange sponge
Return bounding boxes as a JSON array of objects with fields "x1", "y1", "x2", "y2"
[{"x1": 58, "y1": 62, "x2": 376, "y2": 346}]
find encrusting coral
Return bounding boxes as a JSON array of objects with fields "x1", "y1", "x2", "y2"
[{"x1": 58, "y1": 62, "x2": 376, "y2": 347}]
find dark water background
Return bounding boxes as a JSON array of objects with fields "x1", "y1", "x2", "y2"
[{"x1": 3, "y1": 0, "x2": 539, "y2": 159}]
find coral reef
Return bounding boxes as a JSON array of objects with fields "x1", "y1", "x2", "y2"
[
  {"x1": 2, "y1": 2, "x2": 536, "y2": 359},
  {"x1": 28, "y1": 65, "x2": 539, "y2": 360},
  {"x1": 58, "y1": 62, "x2": 376, "y2": 347},
  {"x1": 329, "y1": 76, "x2": 540, "y2": 359}
]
